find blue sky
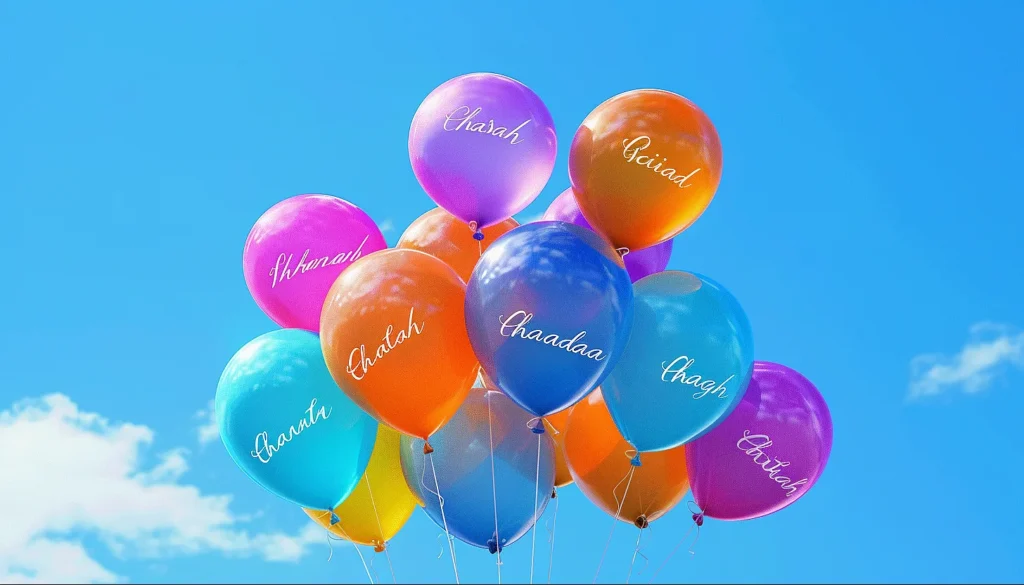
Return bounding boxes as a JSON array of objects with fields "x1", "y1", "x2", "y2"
[{"x1": 1, "y1": 0, "x2": 1022, "y2": 583}]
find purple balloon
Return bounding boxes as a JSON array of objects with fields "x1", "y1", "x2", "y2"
[
  {"x1": 542, "y1": 188, "x2": 672, "y2": 282},
  {"x1": 409, "y1": 73, "x2": 557, "y2": 229},
  {"x1": 685, "y1": 361, "x2": 833, "y2": 521}
]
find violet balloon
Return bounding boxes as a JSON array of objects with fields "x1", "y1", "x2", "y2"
[
  {"x1": 543, "y1": 188, "x2": 672, "y2": 282},
  {"x1": 685, "y1": 361, "x2": 833, "y2": 522},
  {"x1": 409, "y1": 73, "x2": 557, "y2": 230},
  {"x1": 242, "y1": 194, "x2": 387, "y2": 333}
]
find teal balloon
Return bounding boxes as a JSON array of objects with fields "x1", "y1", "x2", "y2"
[
  {"x1": 602, "y1": 271, "x2": 755, "y2": 454},
  {"x1": 216, "y1": 329, "x2": 377, "y2": 511}
]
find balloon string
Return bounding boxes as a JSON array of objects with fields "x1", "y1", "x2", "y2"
[
  {"x1": 648, "y1": 515, "x2": 699, "y2": 583},
  {"x1": 486, "y1": 392, "x2": 503, "y2": 583},
  {"x1": 364, "y1": 475, "x2": 397, "y2": 584},
  {"x1": 546, "y1": 487, "x2": 559, "y2": 584},
  {"x1": 626, "y1": 527, "x2": 643, "y2": 584},
  {"x1": 593, "y1": 465, "x2": 636, "y2": 583},
  {"x1": 318, "y1": 511, "x2": 374, "y2": 584},
  {"x1": 428, "y1": 451, "x2": 461, "y2": 584},
  {"x1": 368, "y1": 550, "x2": 380, "y2": 584},
  {"x1": 529, "y1": 430, "x2": 541, "y2": 584}
]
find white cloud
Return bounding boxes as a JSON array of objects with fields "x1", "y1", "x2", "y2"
[
  {"x1": 378, "y1": 219, "x2": 395, "y2": 233},
  {"x1": 909, "y1": 322, "x2": 1024, "y2": 399},
  {"x1": 0, "y1": 394, "x2": 330, "y2": 584},
  {"x1": 194, "y1": 400, "x2": 219, "y2": 446}
]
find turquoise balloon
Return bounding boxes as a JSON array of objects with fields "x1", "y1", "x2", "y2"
[
  {"x1": 602, "y1": 271, "x2": 755, "y2": 454},
  {"x1": 216, "y1": 329, "x2": 377, "y2": 511}
]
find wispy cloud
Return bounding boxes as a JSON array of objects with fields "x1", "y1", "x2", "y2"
[
  {"x1": 378, "y1": 218, "x2": 395, "y2": 233},
  {"x1": 909, "y1": 322, "x2": 1024, "y2": 399},
  {"x1": 0, "y1": 394, "x2": 330, "y2": 584},
  {"x1": 194, "y1": 400, "x2": 219, "y2": 446}
]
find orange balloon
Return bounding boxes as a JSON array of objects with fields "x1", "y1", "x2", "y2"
[
  {"x1": 320, "y1": 249, "x2": 479, "y2": 443},
  {"x1": 568, "y1": 89, "x2": 723, "y2": 252},
  {"x1": 542, "y1": 407, "x2": 575, "y2": 489},
  {"x1": 563, "y1": 390, "x2": 689, "y2": 526},
  {"x1": 479, "y1": 368, "x2": 575, "y2": 488},
  {"x1": 397, "y1": 207, "x2": 520, "y2": 283}
]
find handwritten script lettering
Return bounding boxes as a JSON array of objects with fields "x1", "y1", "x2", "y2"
[
  {"x1": 736, "y1": 431, "x2": 808, "y2": 498},
  {"x1": 498, "y1": 310, "x2": 606, "y2": 362},
  {"x1": 444, "y1": 106, "x2": 531, "y2": 145},
  {"x1": 270, "y1": 235, "x2": 369, "y2": 288},
  {"x1": 251, "y1": 398, "x2": 333, "y2": 463},
  {"x1": 660, "y1": 356, "x2": 734, "y2": 399},
  {"x1": 346, "y1": 307, "x2": 425, "y2": 381},
  {"x1": 621, "y1": 136, "x2": 701, "y2": 188}
]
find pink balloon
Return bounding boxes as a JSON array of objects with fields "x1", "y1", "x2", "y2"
[{"x1": 243, "y1": 194, "x2": 387, "y2": 332}]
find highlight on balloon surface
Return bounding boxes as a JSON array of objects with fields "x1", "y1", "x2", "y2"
[
  {"x1": 686, "y1": 361, "x2": 833, "y2": 522},
  {"x1": 409, "y1": 73, "x2": 557, "y2": 232},
  {"x1": 216, "y1": 329, "x2": 377, "y2": 514},
  {"x1": 465, "y1": 221, "x2": 634, "y2": 418},
  {"x1": 601, "y1": 270, "x2": 755, "y2": 454},
  {"x1": 542, "y1": 188, "x2": 672, "y2": 283},
  {"x1": 564, "y1": 390, "x2": 689, "y2": 527},
  {"x1": 320, "y1": 249, "x2": 480, "y2": 443},
  {"x1": 568, "y1": 89, "x2": 723, "y2": 252},
  {"x1": 399, "y1": 389, "x2": 556, "y2": 553},
  {"x1": 397, "y1": 207, "x2": 519, "y2": 283},
  {"x1": 243, "y1": 194, "x2": 388, "y2": 332},
  {"x1": 304, "y1": 424, "x2": 418, "y2": 551}
]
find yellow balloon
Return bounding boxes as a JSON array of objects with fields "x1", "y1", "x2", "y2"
[{"x1": 304, "y1": 425, "x2": 418, "y2": 551}]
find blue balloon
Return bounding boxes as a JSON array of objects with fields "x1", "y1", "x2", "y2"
[
  {"x1": 216, "y1": 329, "x2": 377, "y2": 512},
  {"x1": 465, "y1": 221, "x2": 634, "y2": 417},
  {"x1": 602, "y1": 271, "x2": 755, "y2": 454},
  {"x1": 400, "y1": 389, "x2": 555, "y2": 552}
]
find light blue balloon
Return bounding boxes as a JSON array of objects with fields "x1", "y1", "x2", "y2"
[
  {"x1": 465, "y1": 221, "x2": 634, "y2": 417},
  {"x1": 400, "y1": 389, "x2": 555, "y2": 553},
  {"x1": 216, "y1": 329, "x2": 377, "y2": 512},
  {"x1": 602, "y1": 271, "x2": 755, "y2": 454}
]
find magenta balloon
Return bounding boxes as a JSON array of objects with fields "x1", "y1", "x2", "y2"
[
  {"x1": 409, "y1": 73, "x2": 557, "y2": 229},
  {"x1": 685, "y1": 361, "x2": 833, "y2": 521},
  {"x1": 542, "y1": 188, "x2": 672, "y2": 282},
  {"x1": 242, "y1": 194, "x2": 387, "y2": 332}
]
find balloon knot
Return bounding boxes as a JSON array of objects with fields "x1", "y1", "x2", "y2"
[
  {"x1": 528, "y1": 417, "x2": 545, "y2": 434},
  {"x1": 692, "y1": 513, "x2": 704, "y2": 527},
  {"x1": 630, "y1": 453, "x2": 642, "y2": 467},
  {"x1": 551, "y1": 488, "x2": 557, "y2": 499},
  {"x1": 329, "y1": 512, "x2": 340, "y2": 525},
  {"x1": 423, "y1": 442, "x2": 434, "y2": 455},
  {"x1": 634, "y1": 515, "x2": 649, "y2": 529},
  {"x1": 487, "y1": 537, "x2": 503, "y2": 555},
  {"x1": 373, "y1": 542, "x2": 386, "y2": 553},
  {"x1": 473, "y1": 231, "x2": 485, "y2": 241},
  {"x1": 616, "y1": 247, "x2": 630, "y2": 258}
]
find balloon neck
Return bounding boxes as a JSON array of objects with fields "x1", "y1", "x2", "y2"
[
  {"x1": 329, "y1": 512, "x2": 340, "y2": 525},
  {"x1": 634, "y1": 515, "x2": 649, "y2": 529},
  {"x1": 528, "y1": 418, "x2": 546, "y2": 434},
  {"x1": 551, "y1": 488, "x2": 557, "y2": 499},
  {"x1": 373, "y1": 542, "x2": 386, "y2": 553},
  {"x1": 423, "y1": 442, "x2": 434, "y2": 455},
  {"x1": 487, "y1": 537, "x2": 503, "y2": 555},
  {"x1": 616, "y1": 247, "x2": 630, "y2": 258},
  {"x1": 630, "y1": 453, "x2": 642, "y2": 467},
  {"x1": 468, "y1": 220, "x2": 485, "y2": 241},
  {"x1": 692, "y1": 513, "x2": 704, "y2": 527}
]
